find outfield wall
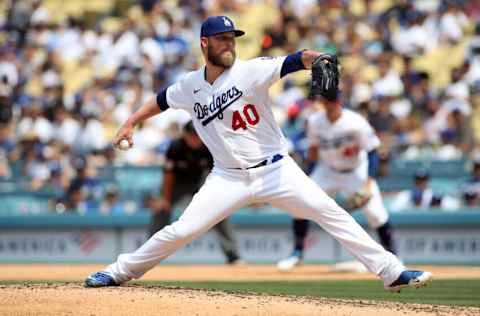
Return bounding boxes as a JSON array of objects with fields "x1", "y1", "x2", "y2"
[{"x1": 1, "y1": 211, "x2": 479, "y2": 265}]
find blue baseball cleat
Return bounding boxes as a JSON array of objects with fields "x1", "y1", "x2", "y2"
[
  {"x1": 385, "y1": 270, "x2": 433, "y2": 293},
  {"x1": 84, "y1": 272, "x2": 119, "y2": 288}
]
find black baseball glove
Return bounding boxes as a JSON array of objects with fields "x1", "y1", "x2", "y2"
[{"x1": 310, "y1": 54, "x2": 340, "y2": 101}]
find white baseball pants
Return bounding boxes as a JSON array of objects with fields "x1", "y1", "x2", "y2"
[{"x1": 106, "y1": 156, "x2": 404, "y2": 286}]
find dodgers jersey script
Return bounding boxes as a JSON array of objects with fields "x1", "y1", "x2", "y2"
[
  {"x1": 307, "y1": 109, "x2": 380, "y2": 172},
  {"x1": 166, "y1": 57, "x2": 289, "y2": 169}
]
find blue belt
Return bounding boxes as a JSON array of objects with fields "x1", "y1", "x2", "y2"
[{"x1": 233, "y1": 154, "x2": 283, "y2": 170}]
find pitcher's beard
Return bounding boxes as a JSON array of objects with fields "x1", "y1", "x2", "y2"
[{"x1": 208, "y1": 49, "x2": 235, "y2": 68}]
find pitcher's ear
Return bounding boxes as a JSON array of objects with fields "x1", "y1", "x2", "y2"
[{"x1": 200, "y1": 37, "x2": 208, "y2": 49}]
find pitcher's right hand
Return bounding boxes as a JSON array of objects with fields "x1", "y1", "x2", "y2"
[{"x1": 113, "y1": 124, "x2": 134, "y2": 149}]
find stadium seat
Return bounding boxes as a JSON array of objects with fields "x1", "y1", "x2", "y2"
[
  {"x1": 111, "y1": 166, "x2": 163, "y2": 198},
  {"x1": 0, "y1": 193, "x2": 51, "y2": 215}
]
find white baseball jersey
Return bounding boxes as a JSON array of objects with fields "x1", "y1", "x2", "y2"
[
  {"x1": 307, "y1": 109, "x2": 380, "y2": 172},
  {"x1": 166, "y1": 57, "x2": 290, "y2": 169}
]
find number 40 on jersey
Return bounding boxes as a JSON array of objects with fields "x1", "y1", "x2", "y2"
[{"x1": 232, "y1": 104, "x2": 260, "y2": 131}]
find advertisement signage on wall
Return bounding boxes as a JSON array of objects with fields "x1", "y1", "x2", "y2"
[
  {"x1": 1, "y1": 227, "x2": 479, "y2": 264},
  {"x1": 0, "y1": 230, "x2": 116, "y2": 262}
]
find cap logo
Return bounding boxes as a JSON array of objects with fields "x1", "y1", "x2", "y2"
[{"x1": 223, "y1": 17, "x2": 232, "y2": 27}]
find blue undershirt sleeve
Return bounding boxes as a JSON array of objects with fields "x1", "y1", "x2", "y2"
[
  {"x1": 156, "y1": 88, "x2": 170, "y2": 111},
  {"x1": 305, "y1": 161, "x2": 316, "y2": 175},
  {"x1": 280, "y1": 51, "x2": 306, "y2": 78},
  {"x1": 367, "y1": 149, "x2": 379, "y2": 178}
]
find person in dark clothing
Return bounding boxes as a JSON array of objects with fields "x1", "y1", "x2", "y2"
[{"x1": 147, "y1": 121, "x2": 242, "y2": 264}]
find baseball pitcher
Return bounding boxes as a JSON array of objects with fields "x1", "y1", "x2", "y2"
[{"x1": 85, "y1": 16, "x2": 431, "y2": 293}]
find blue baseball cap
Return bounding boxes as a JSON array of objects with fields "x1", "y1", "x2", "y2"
[{"x1": 200, "y1": 16, "x2": 245, "y2": 38}]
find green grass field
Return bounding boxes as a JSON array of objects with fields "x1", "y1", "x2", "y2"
[{"x1": 135, "y1": 279, "x2": 480, "y2": 307}]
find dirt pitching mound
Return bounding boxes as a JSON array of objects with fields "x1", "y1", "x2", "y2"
[
  {"x1": 1, "y1": 283, "x2": 478, "y2": 316},
  {"x1": 1, "y1": 264, "x2": 479, "y2": 316}
]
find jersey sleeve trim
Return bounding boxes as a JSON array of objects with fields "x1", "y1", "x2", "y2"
[
  {"x1": 156, "y1": 88, "x2": 170, "y2": 111},
  {"x1": 280, "y1": 51, "x2": 306, "y2": 78},
  {"x1": 367, "y1": 149, "x2": 379, "y2": 177}
]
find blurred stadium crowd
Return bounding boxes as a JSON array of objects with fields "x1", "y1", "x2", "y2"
[{"x1": 1, "y1": 0, "x2": 480, "y2": 215}]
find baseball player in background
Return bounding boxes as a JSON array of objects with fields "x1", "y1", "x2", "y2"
[
  {"x1": 85, "y1": 15, "x2": 432, "y2": 293},
  {"x1": 147, "y1": 121, "x2": 242, "y2": 264},
  {"x1": 277, "y1": 96, "x2": 396, "y2": 272}
]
